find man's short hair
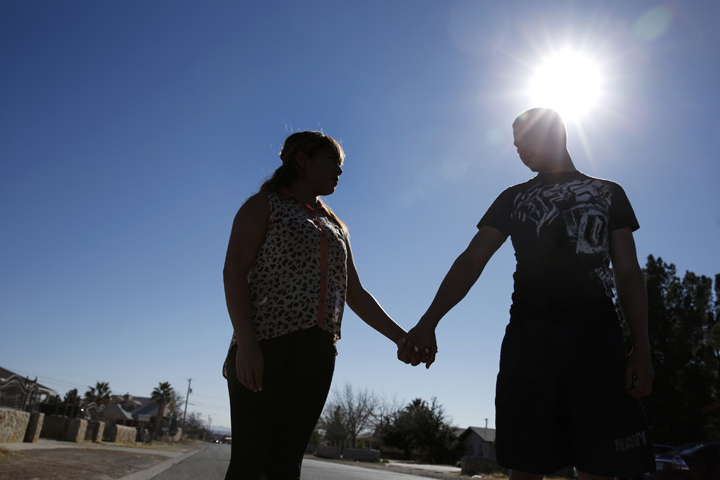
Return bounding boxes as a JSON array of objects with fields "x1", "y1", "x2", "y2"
[{"x1": 513, "y1": 108, "x2": 567, "y2": 144}]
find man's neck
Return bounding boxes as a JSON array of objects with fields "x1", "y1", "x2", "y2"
[{"x1": 536, "y1": 151, "x2": 576, "y2": 174}]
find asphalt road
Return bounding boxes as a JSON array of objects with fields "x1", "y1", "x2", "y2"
[
  {"x1": 301, "y1": 458, "x2": 440, "y2": 480},
  {"x1": 147, "y1": 444, "x2": 436, "y2": 480}
]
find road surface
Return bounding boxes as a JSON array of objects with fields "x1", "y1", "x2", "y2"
[{"x1": 143, "y1": 444, "x2": 437, "y2": 480}]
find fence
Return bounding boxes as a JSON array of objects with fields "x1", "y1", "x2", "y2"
[{"x1": 0, "y1": 374, "x2": 39, "y2": 412}]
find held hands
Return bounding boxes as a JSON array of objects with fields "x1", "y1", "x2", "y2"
[
  {"x1": 397, "y1": 322, "x2": 438, "y2": 369},
  {"x1": 235, "y1": 340, "x2": 264, "y2": 393}
]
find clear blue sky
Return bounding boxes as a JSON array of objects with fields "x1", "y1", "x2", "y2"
[{"x1": 2, "y1": 0, "x2": 719, "y2": 432}]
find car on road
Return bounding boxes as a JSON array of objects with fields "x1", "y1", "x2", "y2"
[
  {"x1": 653, "y1": 445, "x2": 675, "y2": 458},
  {"x1": 647, "y1": 442, "x2": 720, "y2": 479}
]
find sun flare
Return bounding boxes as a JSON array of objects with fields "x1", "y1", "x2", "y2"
[{"x1": 528, "y1": 49, "x2": 603, "y2": 122}]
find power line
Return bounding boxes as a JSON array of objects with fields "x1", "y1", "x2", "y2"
[{"x1": 188, "y1": 401, "x2": 229, "y2": 412}]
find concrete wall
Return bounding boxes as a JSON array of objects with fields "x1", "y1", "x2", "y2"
[
  {"x1": 0, "y1": 408, "x2": 31, "y2": 443},
  {"x1": 343, "y1": 448, "x2": 381, "y2": 462},
  {"x1": 107, "y1": 424, "x2": 136, "y2": 444},
  {"x1": 66, "y1": 418, "x2": 88, "y2": 442},
  {"x1": 23, "y1": 412, "x2": 44, "y2": 443}
]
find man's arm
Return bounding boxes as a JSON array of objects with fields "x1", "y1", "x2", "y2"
[
  {"x1": 610, "y1": 227, "x2": 653, "y2": 397},
  {"x1": 402, "y1": 225, "x2": 507, "y2": 367}
]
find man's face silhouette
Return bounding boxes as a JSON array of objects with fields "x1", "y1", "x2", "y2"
[{"x1": 512, "y1": 123, "x2": 563, "y2": 173}]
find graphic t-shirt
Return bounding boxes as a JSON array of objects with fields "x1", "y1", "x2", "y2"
[{"x1": 478, "y1": 171, "x2": 639, "y2": 322}]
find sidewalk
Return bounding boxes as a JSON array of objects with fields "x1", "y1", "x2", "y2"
[
  {"x1": 307, "y1": 455, "x2": 467, "y2": 480},
  {"x1": 2, "y1": 438, "x2": 198, "y2": 456},
  {"x1": 387, "y1": 459, "x2": 462, "y2": 475}
]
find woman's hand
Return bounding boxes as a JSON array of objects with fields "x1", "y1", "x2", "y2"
[
  {"x1": 401, "y1": 322, "x2": 438, "y2": 369},
  {"x1": 235, "y1": 340, "x2": 264, "y2": 393}
]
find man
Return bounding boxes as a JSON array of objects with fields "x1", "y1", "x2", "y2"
[{"x1": 402, "y1": 108, "x2": 654, "y2": 479}]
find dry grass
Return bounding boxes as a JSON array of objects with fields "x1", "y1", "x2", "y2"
[{"x1": 0, "y1": 446, "x2": 28, "y2": 463}]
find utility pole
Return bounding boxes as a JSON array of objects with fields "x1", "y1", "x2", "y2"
[
  {"x1": 206, "y1": 414, "x2": 213, "y2": 442},
  {"x1": 181, "y1": 379, "x2": 192, "y2": 435}
]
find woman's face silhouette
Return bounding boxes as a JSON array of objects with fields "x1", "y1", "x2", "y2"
[{"x1": 300, "y1": 148, "x2": 344, "y2": 196}]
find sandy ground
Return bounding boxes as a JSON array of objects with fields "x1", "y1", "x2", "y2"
[{"x1": 0, "y1": 441, "x2": 203, "y2": 480}]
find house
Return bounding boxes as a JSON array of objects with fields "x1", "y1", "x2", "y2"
[
  {"x1": 457, "y1": 426, "x2": 497, "y2": 459},
  {"x1": 0, "y1": 366, "x2": 57, "y2": 410},
  {"x1": 105, "y1": 393, "x2": 172, "y2": 428}
]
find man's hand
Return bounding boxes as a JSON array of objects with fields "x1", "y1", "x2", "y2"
[
  {"x1": 235, "y1": 340, "x2": 264, "y2": 392},
  {"x1": 624, "y1": 348, "x2": 653, "y2": 397},
  {"x1": 401, "y1": 322, "x2": 438, "y2": 369}
]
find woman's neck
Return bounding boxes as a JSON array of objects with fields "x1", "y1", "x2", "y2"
[{"x1": 286, "y1": 181, "x2": 319, "y2": 207}]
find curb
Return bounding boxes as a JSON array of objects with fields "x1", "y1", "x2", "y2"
[{"x1": 116, "y1": 447, "x2": 205, "y2": 480}]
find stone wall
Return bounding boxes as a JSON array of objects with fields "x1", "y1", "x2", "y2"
[
  {"x1": 107, "y1": 424, "x2": 136, "y2": 444},
  {"x1": 23, "y1": 412, "x2": 44, "y2": 443},
  {"x1": 461, "y1": 455, "x2": 509, "y2": 476},
  {"x1": 40, "y1": 415, "x2": 71, "y2": 440},
  {"x1": 0, "y1": 408, "x2": 30, "y2": 443},
  {"x1": 66, "y1": 418, "x2": 87, "y2": 442},
  {"x1": 343, "y1": 448, "x2": 380, "y2": 462},
  {"x1": 315, "y1": 445, "x2": 341, "y2": 459}
]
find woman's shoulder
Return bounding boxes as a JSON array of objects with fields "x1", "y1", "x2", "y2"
[{"x1": 237, "y1": 191, "x2": 272, "y2": 219}]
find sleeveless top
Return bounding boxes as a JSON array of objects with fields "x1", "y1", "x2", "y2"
[{"x1": 223, "y1": 189, "x2": 349, "y2": 377}]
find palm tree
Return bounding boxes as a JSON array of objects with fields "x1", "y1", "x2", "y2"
[
  {"x1": 151, "y1": 382, "x2": 175, "y2": 441},
  {"x1": 84, "y1": 381, "x2": 112, "y2": 405},
  {"x1": 63, "y1": 388, "x2": 79, "y2": 417}
]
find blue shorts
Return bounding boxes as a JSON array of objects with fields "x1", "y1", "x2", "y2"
[{"x1": 495, "y1": 317, "x2": 655, "y2": 476}]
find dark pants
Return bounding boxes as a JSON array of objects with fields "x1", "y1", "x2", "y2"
[
  {"x1": 495, "y1": 317, "x2": 654, "y2": 476},
  {"x1": 224, "y1": 326, "x2": 336, "y2": 480}
]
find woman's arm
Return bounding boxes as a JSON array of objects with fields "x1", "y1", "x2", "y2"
[
  {"x1": 223, "y1": 193, "x2": 270, "y2": 392},
  {"x1": 345, "y1": 238, "x2": 407, "y2": 348}
]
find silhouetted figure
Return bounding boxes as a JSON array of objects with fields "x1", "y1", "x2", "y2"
[
  {"x1": 222, "y1": 131, "x2": 406, "y2": 480},
  {"x1": 401, "y1": 108, "x2": 655, "y2": 480}
]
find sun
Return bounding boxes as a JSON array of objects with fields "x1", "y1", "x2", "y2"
[{"x1": 527, "y1": 49, "x2": 603, "y2": 122}]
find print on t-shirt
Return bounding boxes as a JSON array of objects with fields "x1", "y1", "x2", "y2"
[{"x1": 513, "y1": 178, "x2": 614, "y2": 297}]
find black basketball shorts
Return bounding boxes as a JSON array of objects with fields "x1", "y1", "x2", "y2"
[{"x1": 494, "y1": 317, "x2": 655, "y2": 476}]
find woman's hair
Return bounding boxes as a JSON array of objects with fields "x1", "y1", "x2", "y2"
[{"x1": 260, "y1": 131, "x2": 347, "y2": 232}]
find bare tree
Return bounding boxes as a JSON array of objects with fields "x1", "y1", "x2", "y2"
[
  {"x1": 171, "y1": 389, "x2": 184, "y2": 413},
  {"x1": 324, "y1": 382, "x2": 377, "y2": 448},
  {"x1": 371, "y1": 391, "x2": 404, "y2": 450},
  {"x1": 183, "y1": 411, "x2": 206, "y2": 436}
]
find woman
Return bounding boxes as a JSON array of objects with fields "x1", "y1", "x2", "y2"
[{"x1": 222, "y1": 131, "x2": 406, "y2": 480}]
